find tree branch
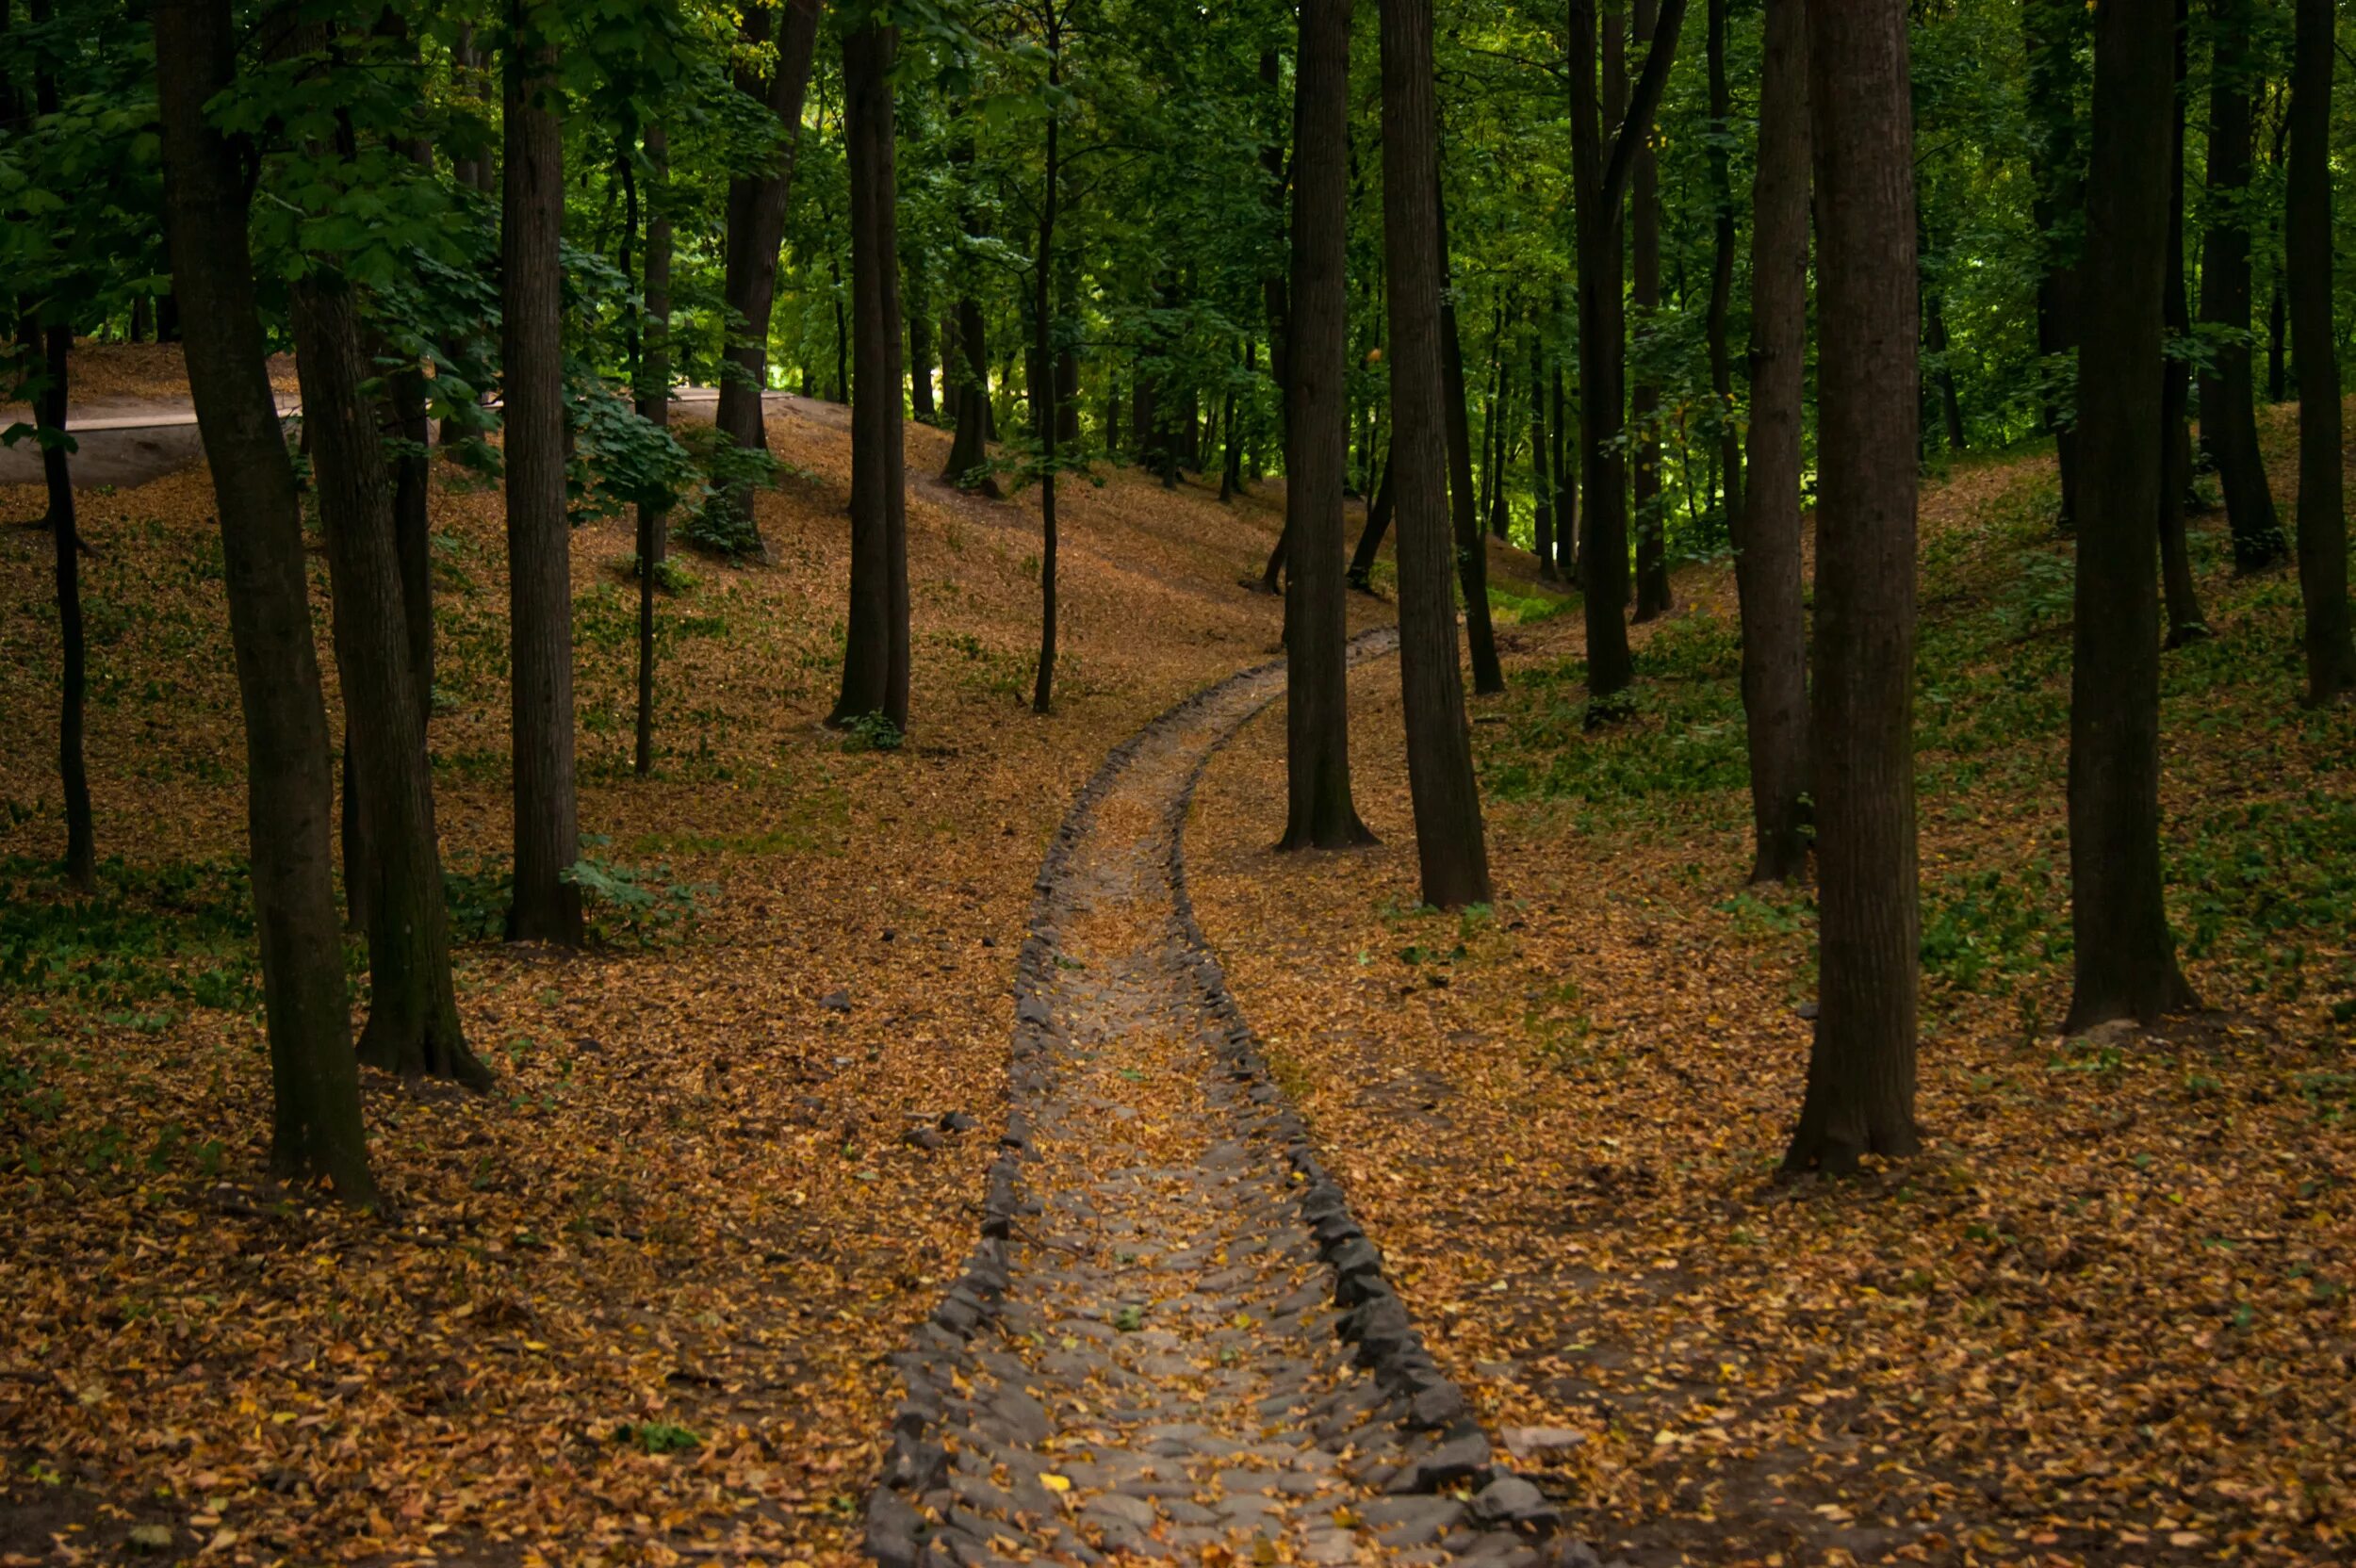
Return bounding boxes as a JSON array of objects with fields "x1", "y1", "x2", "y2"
[{"x1": 1599, "y1": 0, "x2": 1690, "y2": 215}]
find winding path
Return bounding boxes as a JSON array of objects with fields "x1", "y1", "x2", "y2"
[{"x1": 867, "y1": 636, "x2": 1587, "y2": 1568}]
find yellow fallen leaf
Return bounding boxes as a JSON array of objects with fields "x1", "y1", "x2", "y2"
[{"x1": 1040, "y1": 1474, "x2": 1071, "y2": 1493}]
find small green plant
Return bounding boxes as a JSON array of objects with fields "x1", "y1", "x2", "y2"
[
  {"x1": 560, "y1": 849, "x2": 709, "y2": 943},
  {"x1": 838, "y1": 711, "x2": 904, "y2": 753},
  {"x1": 1110, "y1": 1304, "x2": 1145, "y2": 1332},
  {"x1": 619, "y1": 1420, "x2": 701, "y2": 1455}
]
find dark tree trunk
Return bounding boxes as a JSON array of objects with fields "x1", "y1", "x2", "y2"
[
  {"x1": 1784, "y1": 1, "x2": 1922, "y2": 1175},
  {"x1": 1922, "y1": 243, "x2": 1966, "y2": 454},
  {"x1": 1530, "y1": 330, "x2": 1556, "y2": 580},
  {"x1": 2065, "y1": 0, "x2": 2200, "y2": 1033},
  {"x1": 1571, "y1": 0, "x2": 1687, "y2": 712},
  {"x1": 2025, "y1": 0, "x2": 2086, "y2": 530},
  {"x1": 1280, "y1": 0, "x2": 1373, "y2": 851},
  {"x1": 1631, "y1": 0, "x2": 1670, "y2": 622},
  {"x1": 1347, "y1": 458, "x2": 1394, "y2": 592},
  {"x1": 1259, "y1": 47, "x2": 1293, "y2": 438},
  {"x1": 1379, "y1": 0, "x2": 1493, "y2": 908},
  {"x1": 1704, "y1": 0, "x2": 1743, "y2": 544},
  {"x1": 714, "y1": 0, "x2": 821, "y2": 544},
  {"x1": 26, "y1": 325, "x2": 94, "y2": 889},
  {"x1": 155, "y1": 0, "x2": 377, "y2": 1202},
  {"x1": 2200, "y1": 0, "x2": 2286, "y2": 572},
  {"x1": 636, "y1": 122, "x2": 673, "y2": 776},
  {"x1": 907, "y1": 263, "x2": 936, "y2": 422},
  {"x1": 2287, "y1": 0, "x2": 2355, "y2": 704},
  {"x1": 832, "y1": 16, "x2": 911, "y2": 734},
  {"x1": 945, "y1": 294, "x2": 999, "y2": 493},
  {"x1": 1552, "y1": 358, "x2": 1577, "y2": 577},
  {"x1": 1436, "y1": 181, "x2": 1505, "y2": 695},
  {"x1": 1479, "y1": 304, "x2": 1506, "y2": 539},
  {"x1": 940, "y1": 312, "x2": 963, "y2": 421},
  {"x1": 502, "y1": 7, "x2": 583, "y2": 947},
  {"x1": 1737, "y1": 0, "x2": 1811, "y2": 886},
  {"x1": 2160, "y1": 1, "x2": 2209, "y2": 648},
  {"x1": 291, "y1": 269, "x2": 485, "y2": 1086},
  {"x1": 1030, "y1": 14, "x2": 1065, "y2": 715}
]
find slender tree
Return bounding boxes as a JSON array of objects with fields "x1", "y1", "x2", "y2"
[
  {"x1": 1028, "y1": 0, "x2": 1067, "y2": 713},
  {"x1": 1702, "y1": 0, "x2": 1742, "y2": 542},
  {"x1": 1380, "y1": 0, "x2": 1492, "y2": 908},
  {"x1": 155, "y1": 0, "x2": 377, "y2": 1201},
  {"x1": 2199, "y1": 0, "x2": 2286, "y2": 572},
  {"x1": 714, "y1": 0, "x2": 821, "y2": 545},
  {"x1": 2065, "y1": 0, "x2": 2199, "y2": 1032},
  {"x1": 1630, "y1": 0, "x2": 1670, "y2": 623},
  {"x1": 1435, "y1": 177, "x2": 1505, "y2": 694},
  {"x1": 1347, "y1": 458, "x2": 1395, "y2": 592},
  {"x1": 1530, "y1": 329, "x2": 1556, "y2": 580},
  {"x1": 2159, "y1": 0, "x2": 2209, "y2": 647},
  {"x1": 1280, "y1": 0, "x2": 1373, "y2": 850},
  {"x1": 503, "y1": 0, "x2": 583, "y2": 946},
  {"x1": 1784, "y1": 1, "x2": 1920, "y2": 1174},
  {"x1": 2285, "y1": 0, "x2": 2354, "y2": 704},
  {"x1": 636, "y1": 122, "x2": 673, "y2": 775},
  {"x1": 1735, "y1": 0, "x2": 1810, "y2": 885},
  {"x1": 2024, "y1": 0, "x2": 2086, "y2": 531},
  {"x1": 831, "y1": 11, "x2": 911, "y2": 733},
  {"x1": 1570, "y1": 0, "x2": 1686, "y2": 715},
  {"x1": 942, "y1": 127, "x2": 1001, "y2": 495},
  {"x1": 26, "y1": 325, "x2": 92, "y2": 889}
]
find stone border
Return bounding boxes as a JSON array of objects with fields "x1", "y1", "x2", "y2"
[{"x1": 867, "y1": 631, "x2": 1580, "y2": 1564}]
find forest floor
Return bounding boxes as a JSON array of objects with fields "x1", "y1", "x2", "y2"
[{"x1": 1, "y1": 347, "x2": 2350, "y2": 1568}]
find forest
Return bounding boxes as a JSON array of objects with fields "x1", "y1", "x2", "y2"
[{"x1": 2, "y1": 0, "x2": 2353, "y2": 1563}]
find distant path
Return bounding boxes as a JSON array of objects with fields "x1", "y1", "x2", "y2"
[{"x1": 865, "y1": 631, "x2": 1587, "y2": 1568}]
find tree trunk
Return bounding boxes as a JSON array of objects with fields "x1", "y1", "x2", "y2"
[
  {"x1": 1552, "y1": 358, "x2": 1576, "y2": 577},
  {"x1": 2159, "y1": 0, "x2": 2209, "y2": 648},
  {"x1": 291, "y1": 269, "x2": 486, "y2": 1086},
  {"x1": 636, "y1": 122, "x2": 673, "y2": 776},
  {"x1": 1379, "y1": 0, "x2": 1493, "y2": 908},
  {"x1": 1737, "y1": 0, "x2": 1811, "y2": 887},
  {"x1": 27, "y1": 325, "x2": 94, "y2": 890},
  {"x1": 1030, "y1": 17, "x2": 1065, "y2": 715},
  {"x1": 832, "y1": 16, "x2": 911, "y2": 734},
  {"x1": 155, "y1": 0, "x2": 378, "y2": 1202},
  {"x1": 714, "y1": 0, "x2": 821, "y2": 545},
  {"x1": 1347, "y1": 458, "x2": 1394, "y2": 592},
  {"x1": 1436, "y1": 179, "x2": 1505, "y2": 695},
  {"x1": 1631, "y1": 0, "x2": 1670, "y2": 622},
  {"x1": 1704, "y1": 0, "x2": 1744, "y2": 545},
  {"x1": 502, "y1": 8, "x2": 583, "y2": 947},
  {"x1": 2200, "y1": 0, "x2": 2286, "y2": 572},
  {"x1": 1280, "y1": 0, "x2": 1373, "y2": 851},
  {"x1": 907, "y1": 263, "x2": 936, "y2": 422},
  {"x1": 2025, "y1": 0, "x2": 2086, "y2": 531},
  {"x1": 1530, "y1": 329, "x2": 1555, "y2": 580},
  {"x1": 1784, "y1": 1, "x2": 1921, "y2": 1175},
  {"x1": 2065, "y1": 0, "x2": 2200, "y2": 1033},
  {"x1": 2287, "y1": 0, "x2": 2355, "y2": 704},
  {"x1": 945, "y1": 294, "x2": 999, "y2": 493}
]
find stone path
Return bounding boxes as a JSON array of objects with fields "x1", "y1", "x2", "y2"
[{"x1": 868, "y1": 638, "x2": 1595, "y2": 1568}]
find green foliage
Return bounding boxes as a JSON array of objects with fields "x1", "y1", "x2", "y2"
[
  {"x1": 838, "y1": 712, "x2": 905, "y2": 754},
  {"x1": 617, "y1": 1421, "x2": 701, "y2": 1455},
  {"x1": 559, "y1": 845, "x2": 710, "y2": 944}
]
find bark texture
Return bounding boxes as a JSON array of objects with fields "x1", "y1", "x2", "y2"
[
  {"x1": 2286, "y1": 0, "x2": 2355, "y2": 703},
  {"x1": 30, "y1": 324, "x2": 93, "y2": 888}
]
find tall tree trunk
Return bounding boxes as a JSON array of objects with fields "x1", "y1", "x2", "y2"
[
  {"x1": 2200, "y1": 0, "x2": 2286, "y2": 572},
  {"x1": 942, "y1": 129, "x2": 1000, "y2": 496},
  {"x1": 1704, "y1": 0, "x2": 1743, "y2": 544},
  {"x1": 907, "y1": 261, "x2": 936, "y2": 422},
  {"x1": 1380, "y1": 0, "x2": 1493, "y2": 908},
  {"x1": 2160, "y1": 0, "x2": 2209, "y2": 648},
  {"x1": 832, "y1": 16, "x2": 911, "y2": 734},
  {"x1": 1552, "y1": 357, "x2": 1576, "y2": 577},
  {"x1": 1281, "y1": 0, "x2": 1373, "y2": 850},
  {"x1": 2287, "y1": 0, "x2": 2355, "y2": 704},
  {"x1": 291, "y1": 269, "x2": 485, "y2": 1086},
  {"x1": 155, "y1": 0, "x2": 377, "y2": 1202},
  {"x1": 1784, "y1": 1, "x2": 1921, "y2": 1174},
  {"x1": 636, "y1": 122, "x2": 673, "y2": 776},
  {"x1": 2025, "y1": 0, "x2": 2086, "y2": 531},
  {"x1": 1736, "y1": 0, "x2": 1811, "y2": 886},
  {"x1": 502, "y1": 6, "x2": 583, "y2": 947},
  {"x1": 1347, "y1": 458, "x2": 1394, "y2": 592},
  {"x1": 1030, "y1": 16, "x2": 1065, "y2": 714},
  {"x1": 1436, "y1": 179, "x2": 1505, "y2": 695},
  {"x1": 714, "y1": 0, "x2": 821, "y2": 546},
  {"x1": 29, "y1": 325, "x2": 94, "y2": 889},
  {"x1": 1530, "y1": 329, "x2": 1556, "y2": 580},
  {"x1": 2065, "y1": 0, "x2": 2200, "y2": 1032},
  {"x1": 1920, "y1": 210, "x2": 1966, "y2": 454},
  {"x1": 1631, "y1": 0, "x2": 1671, "y2": 622},
  {"x1": 1570, "y1": 0, "x2": 1687, "y2": 712}
]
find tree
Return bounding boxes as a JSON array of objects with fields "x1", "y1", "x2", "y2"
[
  {"x1": 2023, "y1": 0, "x2": 2086, "y2": 531},
  {"x1": 1279, "y1": 0, "x2": 1372, "y2": 851},
  {"x1": 1701, "y1": 0, "x2": 1742, "y2": 548},
  {"x1": 1784, "y1": 1, "x2": 1920, "y2": 1174},
  {"x1": 21, "y1": 327, "x2": 92, "y2": 890},
  {"x1": 830, "y1": 9, "x2": 910, "y2": 735},
  {"x1": 1734, "y1": 0, "x2": 1809, "y2": 886},
  {"x1": 1026, "y1": 0, "x2": 1067, "y2": 716},
  {"x1": 1569, "y1": 0, "x2": 1686, "y2": 716},
  {"x1": 2199, "y1": 0, "x2": 2286, "y2": 572},
  {"x1": 2284, "y1": 0, "x2": 2354, "y2": 704},
  {"x1": 941, "y1": 126, "x2": 1001, "y2": 496},
  {"x1": 1529, "y1": 328, "x2": 1555, "y2": 580},
  {"x1": 635, "y1": 122, "x2": 673, "y2": 775},
  {"x1": 714, "y1": 0, "x2": 821, "y2": 545},
  {"x1": 2159, "y1": 0, "x2": 2209, "y2": 648},
  {"x1": 1436, "y1": 177, "x2": 1504, "y2": 695},
  {"x1": 1380, "y1": 0, "x2": 1492, "y2": 909},
  {"x1": 155, "y1": 0, "x2": 376, "y2": 1201},
  {"x1": 1630, "y1": 0, "x2": 1670, "y2": 624},
  {"x1": 2064, "y1": 0, "x2": 2199, "y2": 1033},
  {"x1": 1347, "y1": 458, "x2": 1394, "y2": 592},
  {"x1": 503, "y1": 0, "x2": 584, "y2": 947}
]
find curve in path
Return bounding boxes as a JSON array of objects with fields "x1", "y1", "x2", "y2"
[{"x1": 867, "y1": 634, "x2": 1585, "y2": 1568}]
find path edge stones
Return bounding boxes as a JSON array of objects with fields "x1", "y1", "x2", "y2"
[{"x1": 864, "y1": 629, "x2": 1588, "y2": 1567}]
